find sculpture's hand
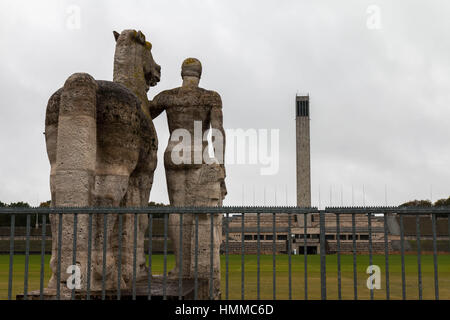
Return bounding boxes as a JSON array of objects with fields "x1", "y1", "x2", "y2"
[
  {"x1": 220, "y1": 180, "x2": 227, "y2": 198},
  {"x1": 218, "y1": 165, "x2": 227, "y2": 198},
  {"x1": 209, "y1": 157, "x2": 219, "y2": 165},
  {"x1": 217, "y1": 164, "x2": 226, "y2": 179}
]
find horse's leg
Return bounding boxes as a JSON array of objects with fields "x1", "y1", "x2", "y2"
[
  {"x1": 45, "y1": 90, "x2": 60, "y2": 291},
  {"x1": 120, "y1": 172, "x2": 142, "y2": 286},
  {"x1": 120, "y1": 173, "x2": 147, "y2": 286},
  {"x1": 121, "y1": 153, "x2": 156, "y2": 286},
  {"x1": 47, "y1": 134, "x2": 58, "y2": 289},
  {"x1": 91, "y1": 169, "x2": 130, "y2": 291},
  {"x1": 47, "y1": 168, "x2": 58, "y2": 290}
]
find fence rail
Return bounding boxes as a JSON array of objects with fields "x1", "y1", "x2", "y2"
[{"x1": 1, "y1": 206, "x2": 449, "y2": 300}]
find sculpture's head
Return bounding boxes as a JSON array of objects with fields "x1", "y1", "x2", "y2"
[
  {"x1": 181, "y1": 58, "x2": 202, "y2": 79},
  {"x1": 113, "y1": 29, "x2": 161, "y2": 92}
]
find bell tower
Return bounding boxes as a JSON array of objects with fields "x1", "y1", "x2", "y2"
[{"x1": 296, "y1": 95, "x2": 311, "y2": 208}]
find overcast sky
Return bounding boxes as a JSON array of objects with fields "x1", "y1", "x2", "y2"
[{"x1": 0, "y1": 0, "x2": 449, "y2": 207}]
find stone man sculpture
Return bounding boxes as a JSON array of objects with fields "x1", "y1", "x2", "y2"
[{"x1": 151, "y1": 58, "x2": 226, "y2": 299}]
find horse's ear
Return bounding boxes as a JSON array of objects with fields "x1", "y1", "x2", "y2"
[
  {"x1": 113, "y1": 31, "x2": 120, "y2": 42},
  {"x1": 135, "y1": 30, "x2": 146, "y2": 45}
]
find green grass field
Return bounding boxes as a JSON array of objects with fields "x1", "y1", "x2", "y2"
[{"x1": 1, "y1": 254, "x2": 449, "y2": 300}]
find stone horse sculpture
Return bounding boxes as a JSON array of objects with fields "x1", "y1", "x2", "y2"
[{"x1": 44, "y1": 29, "x2": 160, "y2": 294}]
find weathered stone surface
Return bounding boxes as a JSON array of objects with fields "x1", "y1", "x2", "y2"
[
  {"x1": 17, "y1": 277, "x2": 209, "y2": 300},
  {"x1": 44, "y1": 29, "x2": 160, "y2": 295},
  {"x1": 151, "y1": 58, "x2": 226, "y2": 299}
]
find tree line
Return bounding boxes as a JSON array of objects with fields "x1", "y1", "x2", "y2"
[
  {"x1": 1, "y1": 197, "x2": 449, "y2": 227},
  {"x1": 399, "y1": 196, "x2": 450, "y2": 207}
]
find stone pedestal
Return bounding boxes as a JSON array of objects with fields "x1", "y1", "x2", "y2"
[{"x1": 17, "y1": 276, "x2": 209, "y2": 300}]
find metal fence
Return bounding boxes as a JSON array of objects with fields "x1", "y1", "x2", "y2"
[{"x1": 1, "y1": 206, "x2": 449, "y2": 300}]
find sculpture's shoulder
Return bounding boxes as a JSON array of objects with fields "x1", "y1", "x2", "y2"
[
  {"x1": 199, "y1": 87, "x2": 222, "y2": 108},
  {"x1": 153, "y1": 87, "x2": 180, "y2": 105},
  {"x1": 156, "y1": 87, "x2": 181, "y2": 96}
]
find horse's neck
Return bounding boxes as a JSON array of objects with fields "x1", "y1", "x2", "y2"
[{"x1": 113, "y1": 45, "x2": 150, "y2": 118}]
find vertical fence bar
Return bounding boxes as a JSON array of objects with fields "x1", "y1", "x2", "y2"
[
  {"x1": 117, "y1": 214, "x2": 123, "y2": 300},
  {"x1": 210, "y1": 214, "x2": 214, "y2": 300},
  {"x1": 241, "y1": 213, "x2": 245, "y2": 300},
  {"x1": 319, "y1": 210, "x2": 326, "y2": 300},
  {"x1": 257, "y1": 212, "x2": 261, "y2": 300},
  {"x1": 288, "y1": 213, "x2": 292, "y2": 300},
  {"x1": 416, "y1": 215, "x2": 422, "y2": 300},
  {"x1": 448, "y1": 214, "x2": 450, "y2": 252},
  {"x1": 383, "y1": 213, "x2": 390, "y2": 300},
  {"x1": 178, "y1": 214, "x2": 183, "y2": 300},
  {"x1": 225, "y1": 213, "x2": 229, "y2": 300},
  {"x1": 163, "y1": 213, "x2": 168, "y2": 300},
  {"x1": 101, "y1": 214, "x2": 108, "y2": 300},
  {"x1": 56, "y1": 213, "x2": 62, "y2": 300},
  {"x1": 368, "y1": 213, "x2": 373, "y2": 300},
  {"x1": 24, "y1": 214, "x2": 31, "y2": 300},
  {"x1": 336, "y1": 213, "x2": 341, "y2": 300},
  {"x1": 39, "y1": 214, "x2": 46, "y2": 300},
  {"x1": 71, "y1": 213, "x2": 77, "y2": 300},
  {"x1": 399, "y1": 214, "x2": 406, "y2": 300},
  {"x1": 272, "y1": 212, "x2": 276, "y2": 300},
  {"x1": 431, "y1": 213, "x2": 439, "y2": 300},
  {"x1": 194, "y1": 214, "x2": 199, "y2": 300},
  {"x1": 352, "y1": 213, "x2": 357, "y2": 300},
  {"x1": 86, "y1": 213, "x2": 93, "y2": 300},
  {"x1": 303, "y1": 213, "x2": 307, "y2": 300},
  {"x1": 148, "y1": 213, "x2": 152, "y2": 300},
  {"x1": 132, "y1": 213, "x2": 138, "y2": 300},
  {"x1": 8, "y1": 214, "x2": 15, "y2": 300}
]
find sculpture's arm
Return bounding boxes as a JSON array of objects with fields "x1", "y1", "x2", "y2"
[
  {"x1": 210, "y1": 92, "x2": 225, "y2": 168},
  {"x1": 149, "y1": 92, "x2": 166, "y2": 119},
  {"x1": 210, "y1": 91, "x2": 227, "y2": 198}
]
